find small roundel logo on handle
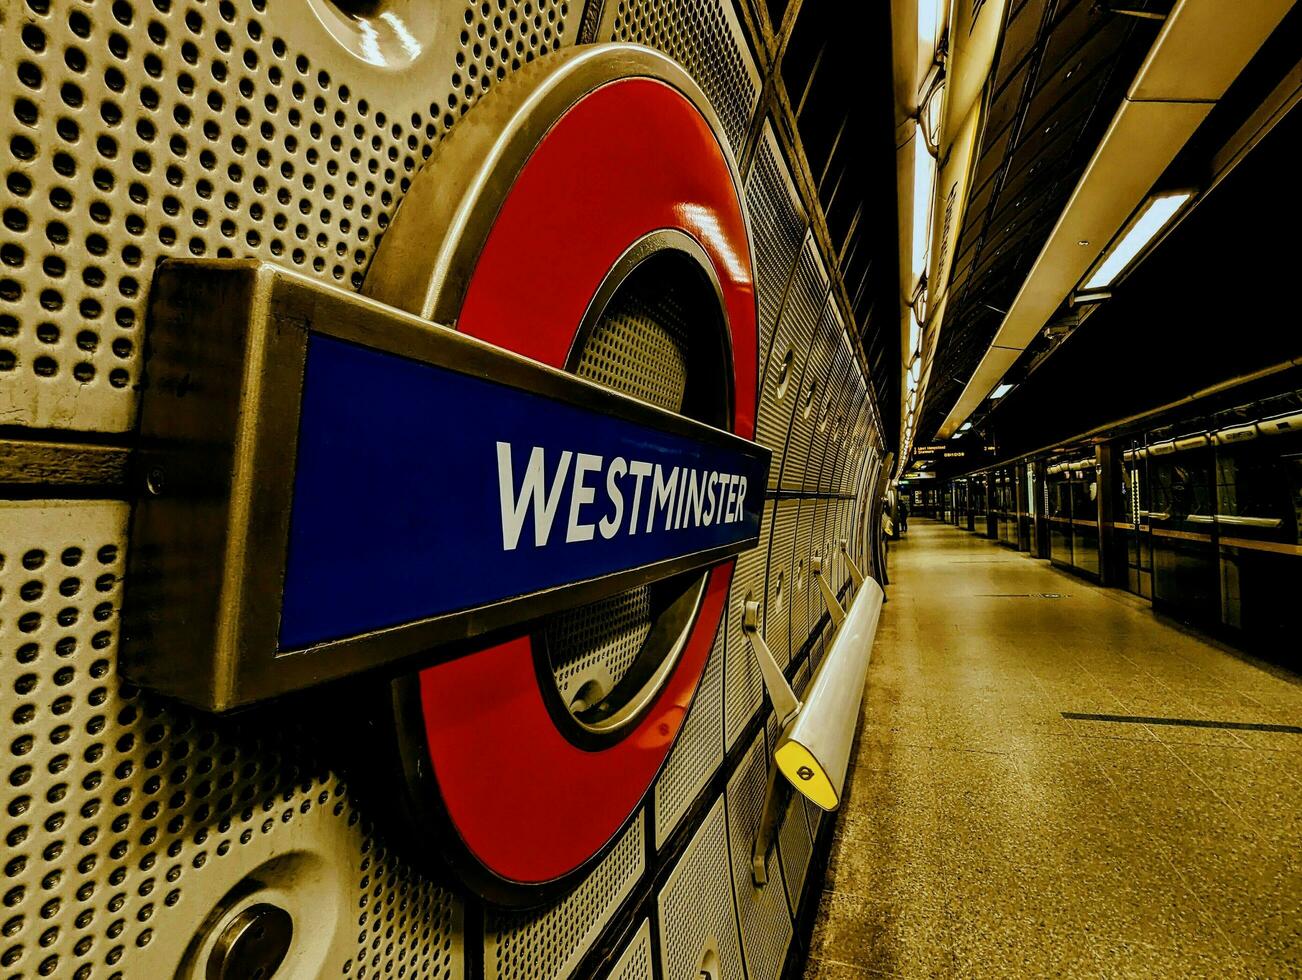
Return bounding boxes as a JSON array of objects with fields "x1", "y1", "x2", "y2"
[{"x1": 797, "y1": 765, "x2": 815, "y2": 781}]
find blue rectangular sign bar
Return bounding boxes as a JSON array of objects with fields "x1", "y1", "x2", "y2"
[
  {"x1": 280, "y1": 335, "x2": 767, "y2": 649},
  {"x1": 124, "y1": 262, "x2": 769, "y2": 710}
]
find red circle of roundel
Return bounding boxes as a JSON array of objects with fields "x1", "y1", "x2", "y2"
[{"x1": 415, "y1": 76, "x2": 757, "y2": 886}]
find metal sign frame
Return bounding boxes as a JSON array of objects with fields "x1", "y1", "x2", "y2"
[{"x1": 125, "y1": 260, "x2": 769, "y2": 711}]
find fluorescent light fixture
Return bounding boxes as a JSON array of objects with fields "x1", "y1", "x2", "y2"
[
  {"x1": 917, "y1": 0, "x2": 944, "y2": 52},
  {"x1": 908, "y1": 358, "x2": 920, "y2": 386},
  {"x1": 1082, "y1": 191, "x2": 1194, "y2": 290},
  {"x1": 1069, "y1": 289, "x2": 1112, "y2": 307},
  {"x1": 910, "y1": 123, "x2": 937, "y2": 286},
  {"x1": 992, "y1": 383, "x2": 1013, "y2": 399},
  {"x1": 908, "y1": 306, "x2": 923, "y2": 355}
]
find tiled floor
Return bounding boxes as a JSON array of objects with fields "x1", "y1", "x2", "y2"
[{"x1": 807, "y1": 519, "x2": 1302, "y2": 978}]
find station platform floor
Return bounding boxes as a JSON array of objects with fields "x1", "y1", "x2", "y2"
[{"x1": 806, "y1": 519, "x2": 1302, "y2": 978}]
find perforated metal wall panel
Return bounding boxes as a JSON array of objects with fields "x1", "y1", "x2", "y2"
[
  {"x1": 789, "y1": 497, "x2": 818, "y2": 653},
  {"x1": 657, "y1": 796, "x2": 744, "y2": 980},
  {"x1": 486, "y1": 812, "x2": 644, "y2": 980},
  {"x1": 776, "y1": 662, "x2": 813, "y2": 916},
  {"x1": 596, "y1": 0, "x2": 760, "y2": 153},
  {"x1": 812, "y1": 496, "x2": 836, "y2": 619},
  {"x1": 762, "y1": 500, "x2": 799, "y2": 668},
  {"x1": 0, "y1": 501, "x2": 464, "y2": 980},
  {"x1": 654, "y1": 612, "x2": 725, "y2": 849},
  {"x1": 725, "y1": 732, "x2": 791, "y2": 980},
  {"x1": 724, "y1": 500, "x2": 774, "y2": 750},
  {"x1": 782, "y1": 288, "x2": 837, "y2": 491},
  {"x1": 0, "y1": 0, "x2": 576, "y2": 433},
  {"x1": 757, "y1": 234, "x2": 826, "y2": 490},
  {"x1": 808, "y1": 333, "x2": 849, "y2": 495},
  {"x1": 604, "y1": 919, "x2": 653, "y2": 980},
  {"x1": 745, "y1": 122, "x2": 806, "y2": 371}
]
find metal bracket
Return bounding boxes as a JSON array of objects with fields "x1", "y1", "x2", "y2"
[
  {"x1": 839, "y1": 538, "x2": 865, "y2": 592},
  {"x1": 741, "y1": 596, "x2": 803, "y2": 888},
  {"x1": 741, "y1": 599, "x2": 802, "y2": 726},
  {"x1": 811, "y1": 556, "x2": 845, "y2": 627},
  {"x1": 751, "y1": 758, "x2": 793, "y2": 886}
]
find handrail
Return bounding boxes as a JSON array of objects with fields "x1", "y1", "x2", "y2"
[
  {"x1": 774, "y1": 574, "x2": 885, "y2": 812},
  {"x1": 741, "y1": 547, "x2": 885, "y2": 885}
]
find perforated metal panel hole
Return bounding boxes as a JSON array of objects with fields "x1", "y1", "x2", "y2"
[
  {"x1": 599, "y1": 0, "x2": 759, "y2": 152},
  {"x1": 0, "y1": 0, "x2": 571, "y2": 432}
]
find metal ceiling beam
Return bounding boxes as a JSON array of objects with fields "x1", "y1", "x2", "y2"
[{"x1": 935, "y1": 0, "x2": 1296, "y2": 440}]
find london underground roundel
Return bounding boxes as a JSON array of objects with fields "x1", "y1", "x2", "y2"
[{"x1": 363, "y1": 45, "x2": 758, "y2": 906}]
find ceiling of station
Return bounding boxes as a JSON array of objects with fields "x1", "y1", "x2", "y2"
[{"x1": 917, "y1": 0, "x2": 1170, "y2": 440}]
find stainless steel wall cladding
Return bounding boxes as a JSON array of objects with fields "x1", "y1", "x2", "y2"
[
  {"x1": 782, "y1": 284, "x2": 836, "y2": 492},
  {"x1": 806, "y1": 307, "x2": 847, "y2": 494},
  {"x1": 654, "y1": 614, "x2": 725, "y2": 849},
  {"x1": 0, "y1": 0, "x2": 575, "y2": 433},
  {"x1": 745, "y1": 122, "x2": 806, "y2": 368},
  {"x1": 763, "y1": 500, "x2": 799, "y2": 668},
  {"x1": 0, "y1": 501, "x2": 463, "y2": 980},
  {"x1": 485, "y1": 813, "x2": 644, "y2": 980},
  {"x1": 597, "y1": 0, "x2": 760, "y2": 153},
  {"x1": 776, "y1": 662, "x2": 813, "y2": 917},
  {"x1": 724, "y1": 500, "x2": 774, "y2": 751},
  {"x1": 761, "y1": 236, "x2": 828, "y2": 491},
  {"x1": 788, "y1": 497, "x2": 817, "y2": 652},
  {"x1": 725, "y1": 732, "x2": 791, "y2": 980},
  {"x1": 606, "y1": 919, "x2": 654, "y2": 980},
  {"x1": 657, "y1": 797, "x2": 744, "y2": 980}
]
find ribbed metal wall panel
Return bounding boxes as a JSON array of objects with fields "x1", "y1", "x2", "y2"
[
  {"x1": 776, "y1": 660, "x2": 815, "y2": 916},
  {"x1": 785, "y1": 298, "x2": 838, "y2": 490},
  {"x1": 746, "y1": 122, "x2": 807, "y2": 372},
  {"x1": 763, "y1": 500, "x2": 800, "y2": 668},
  {"x1": 724, "y1": 501, "x2": 775, "y2": 750},
  {"x1": 758, "y1": 235, "x2": 827, "y2": 490}
]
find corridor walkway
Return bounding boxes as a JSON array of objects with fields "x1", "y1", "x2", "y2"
[{"x1": 807, "y1": 519, "x2": 1302, "y2": 977}]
